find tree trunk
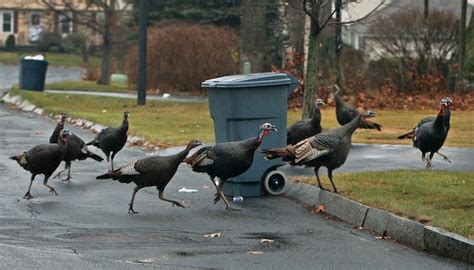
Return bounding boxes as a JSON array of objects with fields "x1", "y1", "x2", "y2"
[
  {"x1": 240, "y1": 0, "x2": 267, "y2": 72},
  {"x1": 456, "y1": 0, "x2": 467, "y2": 93},
  {"x1": 98, "y1": 38, "x2": 112, "y2": 85},
  {"x1": 302, "y1": 23, "x2": 319, "y2": 119}
]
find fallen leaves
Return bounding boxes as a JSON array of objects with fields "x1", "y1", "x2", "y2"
[
  {"x1": 313, "y1": 204, "x2": 326, "y2": 213},
  {"x1": 247, "y1": 251, "x2": 264, "y2": 255},
  {"x1": 204, "y1": 232, "x2": 221, "y2": 238},
  {"x1": 259, "y1": 239, "x2": 274, "y2": 244}
]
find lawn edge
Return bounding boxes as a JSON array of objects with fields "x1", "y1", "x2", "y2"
[
  {"x1": 285, "y1": 179, "x2": 474, "y2": 264},
  {"x1": 1, "y1": 92, "x2": 161, "y2": 150}
]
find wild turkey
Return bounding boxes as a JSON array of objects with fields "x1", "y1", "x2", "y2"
[
  {"x1": 333, "y1": 85, "x2": 382, "y2": 131},
  {"x1": 184, "y1": 123, "x2": 277, "y2": 211},
  {"x1": 10, "y1": 130, "x2": 70, "y2": 199},
  {"x1": 49, "y1": 114, "x2": 103, "y2": 181},
  {"x1": 87, "y1": 112, "x2": 129, "y2": 171},
  {"x1": 262, "y1": 111, "x2": 376, "y2": 193},
  {"x1": 409, "y1": 100, "x2": 451, "y2": 168},
  {"x1": 287, "y1": 99, "x2": 325, "y2": 145},
  {"x1": 96, "y1": 140, "x2": 203, "y2": 214}
]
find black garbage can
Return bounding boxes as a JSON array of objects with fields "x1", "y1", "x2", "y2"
[
  {"x1": 19, "y1": 58, "x2": 49, "y2": 91},
  {"x1": 202, "y1": 72, "x2": 299, "y2": 197}
]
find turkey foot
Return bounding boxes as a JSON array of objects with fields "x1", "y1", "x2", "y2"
[
  {"x1": 49, "y1": 188, "x2": 58, "y2": 195},
  {"x1": 23, "y1": 192, "x2": 33, "y2": 200},
  {"x1": 128, "y1": 204, "x2": 139, "y2": 214},
  {"x1": 225, "y1": 206, "x2": 242, "y2": 211},
  {"x1": 436, "y1": 152, "x2": 452, "y2": 163},
  {"x1": 171, "y1": 201, "x2": 185, "y2": 208},
  {"x1": 61, "y1": 176, "x2": 72, "y2": 182}
]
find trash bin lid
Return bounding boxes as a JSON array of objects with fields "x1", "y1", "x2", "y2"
[{"x1": 202, "y1": 72, "x2": 297, "y2": 88}]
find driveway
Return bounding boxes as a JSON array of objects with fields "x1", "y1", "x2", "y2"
[{"x1": 0, "y1": 104, "x2": 468, "y2": 269}]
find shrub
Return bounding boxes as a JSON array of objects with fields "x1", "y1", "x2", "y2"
[
  {"x1": 126, "y1": 23, "x2": 239, "y2": 93},
  {"x1": 38, "y1": 32, "x2": 63, "y2": 52},
  {"x1": 5, "y1": 34, "x2": 15, "y2": 51}
]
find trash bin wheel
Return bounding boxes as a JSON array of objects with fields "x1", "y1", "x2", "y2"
[{"x1": 263, "y1": 170, "x2": 287, "y2": 196}]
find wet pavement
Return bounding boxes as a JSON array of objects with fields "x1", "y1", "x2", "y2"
[{"x1": 0, "y1": 104, "x2": 470, "y2": 269}]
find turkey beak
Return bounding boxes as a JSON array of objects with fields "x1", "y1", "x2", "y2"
[{"x1": 271, "y1": 125, "x2": 278, "y2": 132}]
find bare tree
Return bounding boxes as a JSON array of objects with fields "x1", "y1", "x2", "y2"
[
  {"x1": 371, "y1": 9, "x2": 459, "y2": 90},
  {"x1": 39, "y1": 0, "x2": 130, "y2": 85},
  {"x1": 240, "y1": 0, "x2": 268, "y2": 73},
  {"x1": 292, "y1": 0, "x2": 385, "y2": 119},
  {"x1": 456, "y1": 0, "x2": 467, "y2": 93}
]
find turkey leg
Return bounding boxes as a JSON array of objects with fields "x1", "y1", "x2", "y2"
[
  {"x1": 60, "y1": 162, "x2": 72, "y2": 182},
  {"x1": 212, "y1": 177, "x2": 240, "y2": 211},
  {"x1": 328, "y1": 170, "x2": 338, "y2": 193},
  {"x1": 158, "y1": 190, "x2": 185, "y2": 208},
  {"x1": 43, "y1": 176, "x2": 58, "y2": 195},
  {"x1": 436, "y1": 152, "x2": 452, "y2": 163},
  {"x1": 314, "y1": 168, "x2": 326, "y2": 191},
  {"x1": 24, "y1": 174, "x2": 35, "y2": 199},
  {"x1": 53, "y1": 163, "x2": 68, "y2": 179},
  {"x1": 128, "y1": 185, "x2": 144, "y2": 214}
]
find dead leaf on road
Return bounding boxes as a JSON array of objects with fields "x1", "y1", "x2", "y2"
[
  {"x1": 375, "y1": 235, "x2": 391, "y2": 240},
  {"x1": 204, "y1": 232, "x2": 221, "y2": 238},
  {"x1": 259, "y1": 239, "x2": 274, "y2": 244},
  {"x1": 313, "y1": 204, "x2": 326, "y2": 213},
  {"x1": 33, "y1": 131, "x2": 44, "y2": 135},
  {"x1": 248, "y1": 251, "x2": 264, "y2": 255}
]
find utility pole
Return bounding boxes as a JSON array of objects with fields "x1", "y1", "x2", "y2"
[
  {"x1": 137, "y1": 0, "x2": 148, "y2": 105},
  {"x1": 456, "y1": 0, "x2": 467, "y2": 93},
  {"x1": 335, "y1": 0, "x2": 342, "y2": 86}
]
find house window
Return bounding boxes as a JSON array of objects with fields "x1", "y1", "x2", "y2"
[
  {"x1": 58, "y1": 13, "x2": 73, "y2": 37},
  {"x1": 29, "y1": 13, "x2": 43, "y2": 42},
  {"x1": 1, "y1": 11, "x2": 14, "y2": 33}
]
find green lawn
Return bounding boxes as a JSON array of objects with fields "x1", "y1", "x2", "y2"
[
  {"x1": 45, "y1": 80, "x2": 129, "y2": 93},
  {"x1": 10, "y1": 89, "x2": 474, "y2": 147},
  {"x1": 0, "y1": 51, "x2": 100, "y2": 68},
  {"x1": 293, "y1": 170, "x2": 474, "y2": 239}
]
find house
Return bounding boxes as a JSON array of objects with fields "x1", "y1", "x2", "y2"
[
  {"x1": 0, "y1": 0, "x2": 128, "y2": 48},
  {"x1": 341, "y1": 0, "x2": 473, "y2": 60}
]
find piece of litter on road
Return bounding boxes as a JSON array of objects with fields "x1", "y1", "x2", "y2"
[
  {"x1": 204, "y1": 232, "x2": 221, "y2": 238},
  {"x1": 33, "y1": 130, "x2": 44, "y2": 135},
  {"x1": 247, "y1": 251, "x2": 264, "y2": 255},
  {"x1": 259, "y1": 239, "x2": 274, "y2": 244},
  {"x1": 178, "y1": 187, "x2": 198, "y2": 193},
  {"x1": 202, "y1": 185, "x2": 211, "y2": 189},
  {"x1": 313, "y1": 204, "x2": 325, "y2": 213},
  {"x1": 375, "y1": 235, "x2": 391, "y2": 240}
]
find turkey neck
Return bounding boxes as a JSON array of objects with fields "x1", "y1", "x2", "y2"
[
  {"x1": 334, "y1": 92, "x2": 344, "y2": 108},
  {"x1": 49, "y1": 123, "x2": 64, "y2": 143},
  {"x1": 119, "y1": 116, "x2": 129, "y2": 134},
  {"x1": 340, "y1": 113, "x2": 363, "y2": 136},
  {"x1": 310, "y1": 105, "x2": 321, "y2": 125},
  {"x1": 433, "y1": 107, "x2": 445, "y2": 130},
  {"x1": 443, "y1": 105, "x2": 451, "y2": 128}
]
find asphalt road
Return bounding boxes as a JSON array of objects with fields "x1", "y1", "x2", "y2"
[{"x1": 0, "y1": 105, "x2": 470, "y2": 269}]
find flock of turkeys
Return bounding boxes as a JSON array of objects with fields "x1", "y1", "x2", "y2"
[{"x1": 10, "y1": 85, "x2": 453, "y2": 212}]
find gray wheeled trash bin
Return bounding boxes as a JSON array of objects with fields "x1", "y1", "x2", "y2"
[
  {"x1": 202, "y1": 72, "x2": 299, "y2": 197},
  {"x1": 19, "y1": 58, "x2": 49, "y2": 91}
]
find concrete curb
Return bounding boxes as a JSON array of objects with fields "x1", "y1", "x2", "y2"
[
  {"x1": 1, "y1": 92, "x2": 160, "y2": 150},
  {"x1": 285, "y1": 180, "x2": 473, "y2": 264}
]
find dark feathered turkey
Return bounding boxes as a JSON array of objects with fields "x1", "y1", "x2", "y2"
[
  {"x1": 9, "y1": 130, "x2": 70, "y2": 199},
  {"x1": 262, "y1": 112, "x2": 376, "y2": 193},
  {"x1": 333, "y1": 85, "x2": 382, "y2": 131},
  {"x1": 287, "y1": 99, "x2": 324, "y2": 145},
  {"x1": 49, "y1": 114, "x2": 103, "y2": 181},
  {"x1": 96, "y1": 140, "x2": 202, "y2": 213},
  {"x1": 409, "y1": 99, "x2": 451, "y2": 168},
  {"x1": 184, "y1": 123, "x2": 277, "y2": 211},
  {"x1": 87, "y1": 112, "x2": 129, "y2": 171}
]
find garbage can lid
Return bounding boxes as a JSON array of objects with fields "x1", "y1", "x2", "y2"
[{"x1": 202, "y1": 72, "x2": 297, "y2": 88}]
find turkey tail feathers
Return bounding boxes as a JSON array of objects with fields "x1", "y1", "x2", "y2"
[
  {"x1": 261, "y1": 147, "x2": 292, "y2": 160},
  {"x1": 88, "y1": 152, "x2": 104, "y2": 162},
  {"x1": 398, "y1": 131, "x2": 414, "y2": 140}
]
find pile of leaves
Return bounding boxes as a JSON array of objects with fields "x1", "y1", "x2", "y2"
[{"x1": 289, "y1": 85, "x2": 474, "y2": 111}]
